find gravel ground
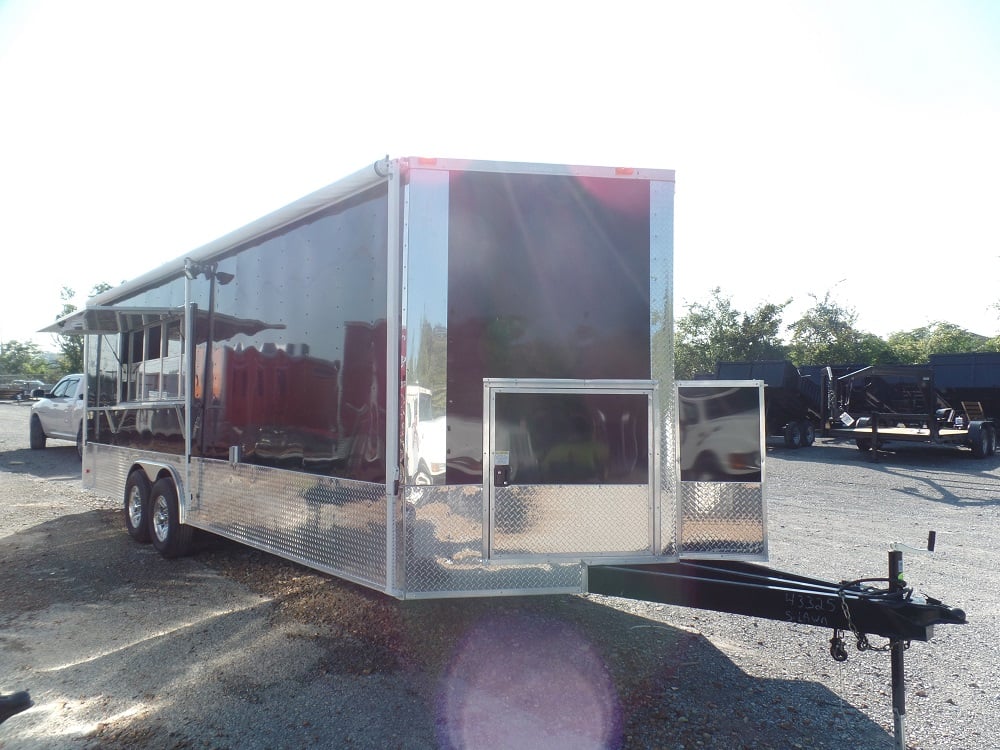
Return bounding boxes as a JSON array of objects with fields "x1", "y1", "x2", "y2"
[{"x1": 0, "y1": 399, "x2": 997, "y2": 749}]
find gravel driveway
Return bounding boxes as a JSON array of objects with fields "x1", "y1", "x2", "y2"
[{"x1": 0, "y1": 400, "x2": 996, "y2": 749}]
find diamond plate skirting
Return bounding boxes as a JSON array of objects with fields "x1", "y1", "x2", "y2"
[
  {"x1": 86, "y1": 455, "x2": 763, "y2": 600},
  {"x1": 86, "y1": 443, "x2": 185, "y2": 498},
  {"x1": 187, "y1": 460, "x2": 388, "y2": 590}
]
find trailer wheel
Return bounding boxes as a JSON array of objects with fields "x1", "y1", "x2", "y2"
[
  {"x1": 124, "y1": 471, "x2": 152, "y2": 543},
  {"x1": 29, "y1": 416, "x2": 46, "y2": 450},
  {"x1": 783, "y1": 422, "x2": 803, "y2": 449},
  {"x1": 987, "y1": 425, "x2": 997, "y2": 457},
  {"x1": 856, "y1": 438, "x2": 872, "y2": 452},
  {"x1": 148, "y1": 477, "x2": 193, "y2": 558},
  {"x1": 971, "y1": 425, "x2": 991, "y2": 458},
  {"x1": 802, "y1": 422, "x2": 816, "y2": 447},
  {"x1": 76, "y1": 423, "x2": 83, "y2": 460}
]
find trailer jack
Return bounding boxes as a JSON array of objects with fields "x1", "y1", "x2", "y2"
[{"x1": 587, "y1": 536, "x2": 965, "y2": 750}]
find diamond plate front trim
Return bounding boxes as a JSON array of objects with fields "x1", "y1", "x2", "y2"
[
  {"x1": 679, "y1": 482, "x2": 766, "y2": 557},
  {"x1": 650, "y1": 179, "x2": 677, "y2": 556},
  {"x1": 402, "y1": 484, "x2": 586, "y2": 595},
  {"x1": 491, "y1": 484, "x2": 651, "y2": 557}
]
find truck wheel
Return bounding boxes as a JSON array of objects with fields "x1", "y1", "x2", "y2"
[
  {"x1": 856, "y1": 439, "x2": 872, "y2": 452},
  {"x1": 802, "y1": 422, "x2": 816, "y2": 447},
  {"x1": 29, "y1": 416, "x2": 46, "y2": 450},
  {"x1": 124, "y1": 471, "x2": 152, "y2": 543},
  {"x1": 986, "y1": 425, "x2": 997, "y2": 457},
  {"x1": 148, "y1": 478, "x2": 193, "y2": 558},
  {"x1": 76, "y1": 423, "x2": 83, "y2": 460},
  {"x1": 783, "y1": 422, "x2": 802, "y2": 449}
]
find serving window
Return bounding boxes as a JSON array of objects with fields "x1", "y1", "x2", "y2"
[{"x1": 122, "y1": 318, "x2": 185, "y2": 402}]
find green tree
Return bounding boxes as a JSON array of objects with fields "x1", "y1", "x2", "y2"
[
  {"x1": 885, "y1": 322, "x2": 992, "y2": 364},
  {"x1": 786, "y1": 293, "x2": 892, "y2": 367},
  {"x1": 54, "y1": 283, "x2": 113, "y2": 373},
  {"x1": 0, "y1": 340, "x2": 49, "y2": 378},
  {"x1": 674, "y1": 288, "x2": 789, "y2": 379}
]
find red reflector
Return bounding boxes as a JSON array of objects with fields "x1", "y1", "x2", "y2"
[
  {"x1": 615, "y1": 167, "x2": 635, "y2": 175},
  {"x1": 417, "y1": 157, "x2": 438, "y2": 166}
]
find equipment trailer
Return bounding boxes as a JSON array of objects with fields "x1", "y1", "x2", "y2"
[
  {"x1": 831, "y1": 365, "x2": 998, "y2": 459},
  {"x1": 45, "y1": 157, "x2": 964, "y2": 749}
]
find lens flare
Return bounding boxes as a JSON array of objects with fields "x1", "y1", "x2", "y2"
[{"x1": 437, "y1": 611, "x2": 621, "y2": 750}]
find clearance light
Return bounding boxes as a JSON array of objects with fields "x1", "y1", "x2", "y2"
[
  {"x1": 417, "y1": 157, "x2": 438, "y2": 166},
  {"x1": 615, "y1": 167, "x2": 635, "y2": 176}
]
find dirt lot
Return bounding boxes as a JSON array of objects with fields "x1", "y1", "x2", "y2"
[{"x1": 1, "y1": 400, "x2": 997, "y2": 749}]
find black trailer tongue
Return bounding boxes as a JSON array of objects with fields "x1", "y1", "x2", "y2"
[{"x1": 588, "y1": 540, "x2": 965, "y2": 750}]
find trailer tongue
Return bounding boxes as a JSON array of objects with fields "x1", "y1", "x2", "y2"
[{"x1": 588, "y1": 541, "x2": 966, "y2": 750}]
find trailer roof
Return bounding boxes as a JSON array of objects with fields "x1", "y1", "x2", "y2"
[{"x1": 43, "y1": 157, "x2": 675, "y2": 334}]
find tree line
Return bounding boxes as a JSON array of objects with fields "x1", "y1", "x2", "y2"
[
  {"x1": 675, "y1": 288, "x2": 1000, "y2": 379},
  {"x1": 0, "y1": 284, "x2": 111, "y2": 382},
  {"x1": 2, "y1": 284, "x2": 998, "y2": 384}
]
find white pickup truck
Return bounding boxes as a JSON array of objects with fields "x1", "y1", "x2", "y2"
[{"x1": 29, "y1": 373, "x2": 86, "y2": 458}]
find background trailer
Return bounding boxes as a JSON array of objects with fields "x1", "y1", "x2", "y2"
[{"x1": 48, "y1": 157, "x2": 769, "y2": 599}]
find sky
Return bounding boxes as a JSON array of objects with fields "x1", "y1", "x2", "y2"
[{"x1": 1, "y1": 0, "x2": 998, "y2": 353}]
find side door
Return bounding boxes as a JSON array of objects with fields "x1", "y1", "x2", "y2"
[{"x1": 484, "y1": 379, "x2": 658, "y2": 561}]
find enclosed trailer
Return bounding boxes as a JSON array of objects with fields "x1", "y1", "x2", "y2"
[
  {"x1": 46, "y1": 157, "x2": 770, "y2": 599},
  {"x1": 44, "y1": 158, "x2": 968, "y2": 747}
]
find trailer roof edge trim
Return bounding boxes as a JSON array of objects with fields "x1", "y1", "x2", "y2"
[
  {"x1": 89, "y1": 157, "x2": 394, "y2": 308},
  {"x1": 84, "y1": 156, "x2": 675, "y2": 310},
  {"x1": 402, "y1": 156, "x2": 675, "y2": 182}
]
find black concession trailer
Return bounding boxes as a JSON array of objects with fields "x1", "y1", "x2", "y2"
[{"x1": 44, "y1": 158, "x2": 963, "y2": 748}]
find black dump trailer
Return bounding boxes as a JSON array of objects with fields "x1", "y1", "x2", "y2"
[
  {"x1": 831, "y1": 364, "x2": 998, "y2": 458},
  {"x1": 930, "y1": 352, "x2": 1000, "y2": 424},
  {"x1": 715, "y1": 360, "x2": 830, "y2": 448}
]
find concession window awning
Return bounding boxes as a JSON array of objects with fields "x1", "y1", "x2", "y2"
[
  {"x1": 40, "y1": 306, "x2": 184, "y2": 335},
  {"x1": 41, "y1": 306, "x2": 286, "y2": 341}
]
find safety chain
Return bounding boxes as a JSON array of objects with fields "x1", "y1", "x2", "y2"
[{"x1": 829, "y1": 586, "x2": 911, "y2": 661}]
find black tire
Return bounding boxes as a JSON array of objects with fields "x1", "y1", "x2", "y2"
[
  {"x1": 783, "y1": 422, "x2": 803, "y2": 449},
  {"x1": 76, "y1": 422, "x2": 83, "y2": 460},
  {"x1": 856, "y1": 438, "x2": 872, "y2": 452},
  {"x1": 802, "y1": 421, "x2": 816, "y2": 447},
  {"x1": 971, "y1": 426, "x2": 989, "y2": 458},
  {"x1": 124, "y1": 471, "x2": 152, "y2": 543},
  {"x1": 148, "y1": 478, "x2": 193, "y2": 558},
  {"x1": 986, "y1": 425, "x2": 998, "y2": 457},
  {"x1": 29, "y1": 416, "x2": 46, "y2": 450}
]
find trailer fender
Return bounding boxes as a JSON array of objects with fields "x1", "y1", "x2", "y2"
[
  {"x1": 129, "y1": 461, "x2": 184, "y2": 492},
  {"x1": 128, "y1": 461, "x2": 186, "y2": 518}
]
